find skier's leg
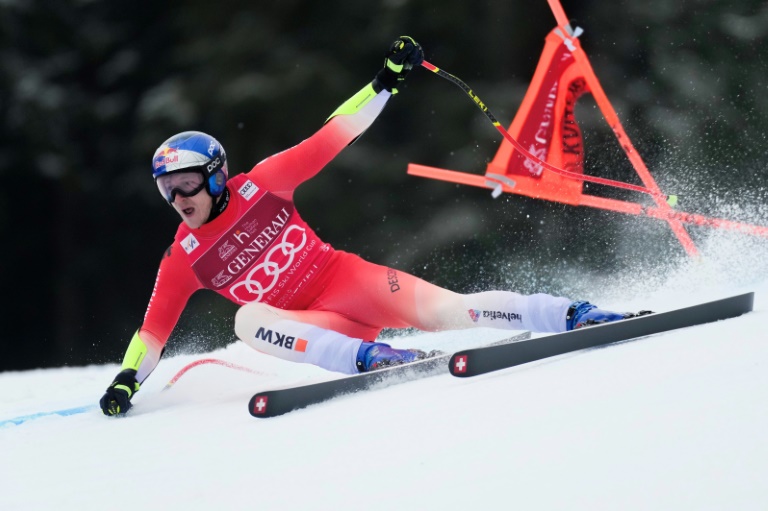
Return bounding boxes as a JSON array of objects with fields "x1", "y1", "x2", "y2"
[
  {"x1": 234, "y1": 303, "x2": 372, "y2": 374},
  {"x1": 313, "y1": 252, "x2": 627, "y2": 333},
  {"x1": 234, "y1": 302, "x2": 429, "y2": 374},
  {"x1": 460, "y1": 291, "x2": 572, "y2": 332},
  {"x1": 311, "y1": 253, "x2": 573, "y2": 332}
]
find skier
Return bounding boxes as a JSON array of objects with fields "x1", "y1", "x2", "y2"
[{"x1": 100, "y1": 37, "x2": 636, "y2": 416}]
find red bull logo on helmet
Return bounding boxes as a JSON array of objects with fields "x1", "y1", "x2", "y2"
[{"x1": 153, "y1": 147, "x2": 179, "y2": 170}]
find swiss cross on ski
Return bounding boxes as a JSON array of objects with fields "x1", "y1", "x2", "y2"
[
  {"x1": 453, "y1": 355, "x2": 468, "y2": 374},
  {"x1": 252, "y1": 395, "x2": 269, "y2": 415}
]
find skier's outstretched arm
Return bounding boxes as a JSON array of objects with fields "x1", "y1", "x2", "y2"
[
  {"x1": 99, "y1": 245, "x2": 202, "y2": 416},
  {"x1": 247, "y1": 36, "x2": 424, "y2": 199}
]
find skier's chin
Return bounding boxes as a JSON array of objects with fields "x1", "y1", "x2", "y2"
[
  {"x1": 176, "y1": 205, "x2": 205, "y2": 229},
  {"x1": 173, "y1": 194, "x2": 211, "y2": 229},
  {"x1": 182, "y1": 211, "x2": 206, "y2": 229}
]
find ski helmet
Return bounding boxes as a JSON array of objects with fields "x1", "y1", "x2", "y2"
[{"x1": 152, "y1": 131, "x2": 228, "y2": 204}]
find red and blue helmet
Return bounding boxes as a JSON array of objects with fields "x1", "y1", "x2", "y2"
[{"x1": 152, "y1": 131, "x2": 228, "y2": 204}]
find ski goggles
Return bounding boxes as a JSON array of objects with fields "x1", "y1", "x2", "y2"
[{"x1": 156, "y1": 171, "x2": 206, "y2": 203}]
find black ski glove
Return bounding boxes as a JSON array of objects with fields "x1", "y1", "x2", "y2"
[
  {"x1": 100, "y1": 369, "x2": 140, "y2": 416},
  {"x1": 373, "y1": 36, "x2": 425, "y2": 93}
]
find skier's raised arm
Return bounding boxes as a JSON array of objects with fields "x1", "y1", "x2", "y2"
[{"x1": 245, "y1": 36, "x2": 425, "y2": 200}]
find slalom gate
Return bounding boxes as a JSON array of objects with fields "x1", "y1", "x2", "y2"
[{"x1": 407, "y1": 0, "x2": 768, "y2": 256}]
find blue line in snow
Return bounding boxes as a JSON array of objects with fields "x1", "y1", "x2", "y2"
[{"x1": 0, "y1": 405, "x2": 96, "y2": 427}]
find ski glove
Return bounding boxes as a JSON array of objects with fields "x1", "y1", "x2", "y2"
[
  {"x1": 100, "y1": 369, "x2": 140, "y2": 416},
  {"x1": 373, "y1": 36, "x2": 425, "y2": 93}
]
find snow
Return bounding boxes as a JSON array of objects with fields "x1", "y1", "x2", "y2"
[{"x1": 2, "y1": 233, "x2": 768, "y2": 511}]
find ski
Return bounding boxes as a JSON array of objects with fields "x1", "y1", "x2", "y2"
[
  {"x1": 248, "y1": 331, "x2": 532, "y2": 418},
  {"x1": 450, "y1": 292, "x2": 754, "y2": 378}
]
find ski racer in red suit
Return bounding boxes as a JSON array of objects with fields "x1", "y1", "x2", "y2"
[{"x1": 100, "y1": 37, "x2": 635, "y2": 416}]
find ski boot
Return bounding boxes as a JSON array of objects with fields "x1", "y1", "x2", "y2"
[
  {"x1": 566, "y1": 301, "x2": 653, "y2": 330},
  {"x1": 356, "y1": 342, "x2": 434, "y2": 372}
]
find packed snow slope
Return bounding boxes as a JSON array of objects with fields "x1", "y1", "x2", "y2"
[{"x1": 2, "y1": 233, "x2": 768, "y2": 511}]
